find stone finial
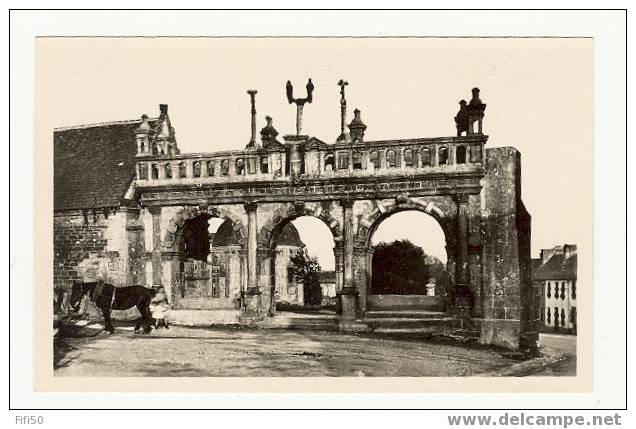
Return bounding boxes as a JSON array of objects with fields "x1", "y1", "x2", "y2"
[
  {"x1": 260, "y1": 115, "x2": 279, "y2": 147},
  {"x1": 467, "y1": 87, "x2": 486, "y2": 135},
  {"x1": 348, "y1": 108, "x2": 367, "y2": 142},
  {"x1": 159, "y1": 104, "x2": 168, "y2": 115},
  {"x1": 454, "y1": 100, "x2": 469, "y2": 137},
  {"x1": 246, "y1": 90, "x2": 258, "y2": 149}
]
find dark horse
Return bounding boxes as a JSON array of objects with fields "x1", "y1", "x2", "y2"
[{"x1": 68, "y1": 281, "x2": 156, "y2": 334}]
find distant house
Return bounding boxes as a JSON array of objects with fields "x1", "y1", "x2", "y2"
[
  {"x1": 318, "y1": 271, "x2": 337, "y2": 306},
  {"x1": 532, "y1": 244, "x2": 578, "y2": 333}
]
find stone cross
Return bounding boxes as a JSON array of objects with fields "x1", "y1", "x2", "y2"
[{"x1": 286, "y1": 78, "x2": 314, "y2": 135}]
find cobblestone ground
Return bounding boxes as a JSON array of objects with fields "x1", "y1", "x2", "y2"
[
  {"x1": 534, "y1": 333, "x2": 577, "y2": 376},
  {"x1": 55, "y1": 324, "x2": 520, "y2": 377}
]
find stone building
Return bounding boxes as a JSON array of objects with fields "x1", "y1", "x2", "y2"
[
  {"x1": 532, "y1": 244, "x2": 578, "y2": 333},
  {"x1": 53, "y1": 84, "x2": 538, "y2": 351}
]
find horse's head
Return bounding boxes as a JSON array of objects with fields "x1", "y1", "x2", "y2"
[{"x1": 68, "y1": 281, "x2": 85, "y2": 313}]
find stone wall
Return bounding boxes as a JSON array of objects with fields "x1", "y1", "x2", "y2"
[{"x1": 54, "y1": 207, "x2": 146, "y2": 290}]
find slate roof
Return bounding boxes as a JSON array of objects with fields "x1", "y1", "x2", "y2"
[
  {"x1": 532, "y1": 254, "x2": 577, "y2": 281},
  {"x1": 54, "y1": 119, "x2": 155, "y2": 211}
]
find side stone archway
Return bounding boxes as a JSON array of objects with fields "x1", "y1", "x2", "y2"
[
  {"x1": 162, "y1": 205, "x2": 247, "y2": 252},
  {"x1": 352, "y1": 194, "x2": 463, "y2": 315}
]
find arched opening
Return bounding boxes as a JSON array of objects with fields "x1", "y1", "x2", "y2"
[
  {"x1": 270, "y1": 215, "x2": 337, "y2": 311},
  {"x1": 175, "y1": 214, "x2": 245, "y2": 310},
  {"x1": 165, "y1": 163, "x2": 172, "y2": 179},
  {"x1": 236, "y1": 158, "x2": 245, "y2": 175},
  {"x1": 404, "y1": 149, "x2": 414, "y2": 168},
  {"x1": 336, "y1": 152, "x2": 349, "y2": 170},
  {"x1": 138, "y1": 163, "x2": 148, "y2": 180},
  {"x1": 206, "y1": 160, "x2": 215, "y2": 177},
  {"x1": 438, "y1": 146, "x2": 449, "y2": 165},
  {"x1": 369, "y1": 151, "x2": 380, "y2": 171},
  {"x1": 369, "y1": 210, "x2": 450, "y2": 298},
  {"x1": 353, "y1": 151, "x2": 364, "y2": 171},
  {"x1": 260, "y1": 157, "x2": 269, "y2": 174},
  {"x1": 220, "y1": 159, "x2": 229, "y2": 176},
  {"x1": 324, "y1": 153, "x2": 335, "y2": 172},
  {"x1": 151, "y1": 164, "x2": 159, "y2": 179},
  {"x1": 386, "y1": 150, "x2": 397, "y2": 168},
  {"x1": 193, "y1": 161, "x2": 201, "y2": 177},
  {"x1": 421, "y1": 148, "x2": 431, "y2": 166},
  {"x1": 456, "y1": 146, "x2": 467, "y2": 164},
  {"x1": 178, "y1": 162, "x2": 187, "y2": 178}
]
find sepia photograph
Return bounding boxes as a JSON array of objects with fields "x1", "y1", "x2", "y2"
[{"x1": 34, "y1": 35, "x2": 593, "y2": 385}]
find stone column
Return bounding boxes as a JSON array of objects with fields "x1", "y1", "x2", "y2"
[
  {"x1": 348, "y1": 148, "x2": 354, "y2": 172},
  {"x1": 243, "y1": 202, "x2": 262, "y2": 316},
  {"x1": 200, "y1": 160, "x2": 208, "y2": 177},
  {"x1": 319, "y1": 151, "x2": 325, "y2": 173},
  {"x1": 340, "y1": 198, "x2": 356, "y2": 319},
  {"x1": 454, "y1": 193, "x2": 471, "y2": 320},
  {"x1": 149, "y1": 206, "x2": 163, "y2": 287}
]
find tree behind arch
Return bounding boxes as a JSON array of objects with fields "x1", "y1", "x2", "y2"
[{"x1": 372, "y1": 239, "x2": 441, "y2": 295}]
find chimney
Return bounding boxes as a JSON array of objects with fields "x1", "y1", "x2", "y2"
[{"x1": 564, "y1": 244, "x2": 577, "y2": 259}]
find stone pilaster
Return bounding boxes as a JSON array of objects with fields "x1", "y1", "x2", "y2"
[{"x1": 340, "y1": 198, "x2": 357, "y2": 321}]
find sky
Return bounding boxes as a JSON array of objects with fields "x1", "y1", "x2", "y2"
[{"x1": 38, "y1": 37, "x2": 593, "y2": 271}]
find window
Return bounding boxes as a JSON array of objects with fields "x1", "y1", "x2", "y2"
[
  {"x1": 207, "y1": 161, "x2": 215, "y2": 177},
  {"x1": 571, "y1": 307, "x2": 577, "y2": 330},
  {"x1": 165, "y1": 163, "x2": 172, "y2": 179},
  {"x1": 236, "y1": 158, "x2": 245, "y2": 175},
  {"x1": 261, "y1": 157, "x2": 269, "y2": 174},
  {"x1": 561, "y1": 308, "x2": 566, "y2": 326},
  {"x1": 221, "y1": 160, "x2": 229, "y2": 176},
  {"x1": 369, "y1": 151, "x2": 380, "y2": 170},
  {"x1": 572, "y1": 280, "x2": 576, "y2": 299},
  {"x1": 138, "y1": 163, "x2": 148, "y2": 180},
  {"x1": 386, "y1": 150, "x2": 397, "y2": 168},
  {"x1": 546, "y1": 281, "x2": 551, "y2": 298},
  {"x1": 554, "y1": 307, "x2": 559, "y2": 328},
  {"x1": 421, "y1": 148, "x2": 431, "y2": 166},
  {"x1": 540, "y1": 306, "x2": 545, "y2": 323},
  {"x1": 546, "y1": 307, "x2": 551, "y2": 324},
  {"x1": 456, "y1": 146, "x2": 467, "y2": 164},
  {"x1": 404, "y1": 149, "x2": 413, "y2": 167},
  {"x1": 287, "y1": 266, "x2": 295, "y2": 283},
  {"x1": 438, "y1": 147, "x2": 449, "y2": 165},
  {"x1": 353, "y1": 152, "x2": 363, "y2": 171},
  {"x1": 151, "y1": 164, "x2": 159, "y2": 179},
  {"x1": 337, "y1": 152, "x2": 349, "y2": 170},
  {"x1": 178, "y1": 162, "x2": 187, "y2": 178},
  {"x1": 193, "y1": 161, "x2": 201, "y2": 178}
]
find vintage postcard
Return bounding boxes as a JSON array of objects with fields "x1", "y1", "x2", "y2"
[{"x1": 32, "y1": 36, "x2": 593, "y2": 393}]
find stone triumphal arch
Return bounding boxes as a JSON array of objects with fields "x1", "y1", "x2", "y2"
[{"x1": 130, "y1": 85, "x2": 537, "y2": 351}]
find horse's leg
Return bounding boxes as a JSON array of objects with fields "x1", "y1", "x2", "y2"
[
  {"x1": 102, "y1": 308, "x2": 115, "y2": 334},
  {"x1": 137, "y1": 302, "x2": 153, "y2": 334}
]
